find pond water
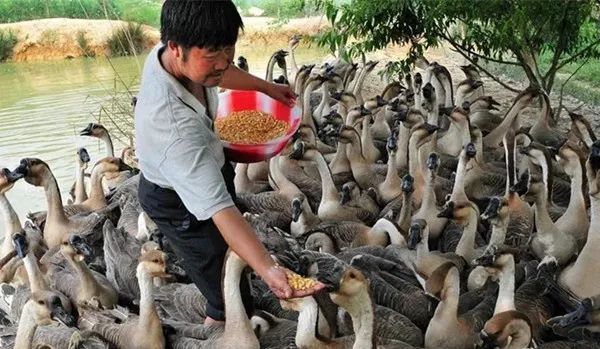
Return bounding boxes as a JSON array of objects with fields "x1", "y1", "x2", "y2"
[{"x1": 0, "y1": 43, "x2": 328, "y2": 230}]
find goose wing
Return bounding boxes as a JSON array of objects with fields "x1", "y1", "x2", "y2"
[
  {"x1": 154, "y1": 283, "x2": 207, "y2": 323},
  {"x1": 103, "y1": 220, "x2": 141, "y2": 302}
]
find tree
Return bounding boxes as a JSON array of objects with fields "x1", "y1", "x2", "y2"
[{"x1": 315, "y1": 0, "x2": 600, "y2": 95}]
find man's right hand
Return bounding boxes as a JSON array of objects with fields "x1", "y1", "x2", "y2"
[{"x1": 262, "y1": 265, "x2": 325, "y2": 299}]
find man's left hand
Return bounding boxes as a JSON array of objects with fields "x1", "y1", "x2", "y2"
[{"x1": 264, "y1": 83, "x2": 296, "y2": 107}]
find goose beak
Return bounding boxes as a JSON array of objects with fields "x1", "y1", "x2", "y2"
[
  {"x1": 549, "y1": 298, "x2": 593, "y2": 329},
  {"x1": 117, "y1": 159, "x2": 134, "y2": 172},
  {"x1": 407, "y1": 224, "x2": 422, "y2": 250},
  {"x1": 9, "y1": 159, "x2": 30, "y2": 181},
  {"x1": 150, "y1": 232, "x2": 165, "y2": 250},
  {"x1": 465, "y1": 143, "x2": 477, "y2": 158},
  {"x1": 69, "y1": 235, "x2": 93, "y2": 263},
  {"x1": 2, "y1": 168, "x2": 24, "y2": 183},
  {"x1": 51, "y1": 302, "x2": 76, "y2": 327},
  {"x1": 386, "y1": 136, "x2": 397, "y2": 152},
  {"x1": 12, "y1": 232, "x2": 27, "y2": 259},
  {"x1": 475, "y1": 330, "x2": 497, "y2": 349},
  {"x1": 472, "y1": 80, "x2": 484, "y2": 89},
  {"x1": 424, "y1": 123, "x2": 439, "y2": 135},
  {"x1": 437, "y1": 201, "x2": 455, "y2": 218},
  {"x1": 589, "y1": 141, "x2": 600, "y2": 171},
  {"x1": 291, "y1": 200, "x2": 302, "y2": 222},
  {"x1": 289, "y1": 141, "x2": 306, "y2": 160},
  {"x1": 80, "y1": 124, "x2": 94, "y2": 136},
  {"x1": 340, "y1": 186, "x2": 351, "y2": 205},
  {"x1": 77, "y1": 148, "x2": 90, "y2": 163},
  {"x1": 427, "y1": 153, "x2": 439, "y2": 170}
]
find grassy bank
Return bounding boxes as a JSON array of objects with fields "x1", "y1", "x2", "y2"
[
  {"x1": 0, "y1": 0, "x2": 161, "y2": 26},
  {"x1": 483, "y1": 56, "x2": 600, "y2": 106}
]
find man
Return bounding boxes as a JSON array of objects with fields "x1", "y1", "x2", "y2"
[{"x1": 135, "y1": 0, "x2": 322, "y2": 325}]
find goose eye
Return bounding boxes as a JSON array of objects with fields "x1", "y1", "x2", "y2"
[
  {"x1": 37, "y1": 300, "x2": 44, "y2": 305},
  {"x1": 62, "y1": 241, "x2": 69, "y2": 246},
  {"x1": 152, "y1": 259, "x2": 159, "y2": 263},
  {"x1": 349, "y1": 272, "x2": 356, "y2": 279}
]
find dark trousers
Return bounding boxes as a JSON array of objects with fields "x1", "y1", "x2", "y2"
[{"x1": 138, "y1": 162, "x2": 254, "y2": 321}]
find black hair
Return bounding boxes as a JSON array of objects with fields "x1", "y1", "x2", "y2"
[{"x1": 160, "y1": 0, "x2": 244, "y2": 50}]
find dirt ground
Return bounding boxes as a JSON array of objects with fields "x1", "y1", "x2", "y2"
[{"x1": 0, "y1": 16, "x2": 327, "y2": 62}]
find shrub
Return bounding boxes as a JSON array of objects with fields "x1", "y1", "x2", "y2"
[
  {"x1": 0, "y1": 29, "x2": 18, "y2": 62},
  {"x1": 76, "y1": 30, "x2": 95, "y2": 57},
  {"x1": 107, "y1": 22, "x2": 146, "y2": 57}
]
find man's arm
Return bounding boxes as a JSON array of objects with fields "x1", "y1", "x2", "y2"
[{"x1": 220, "y1": 65, "x2": 296, "y2": 107}]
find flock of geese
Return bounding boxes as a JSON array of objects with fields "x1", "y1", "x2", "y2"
[{"x1": 0, "y1": 35, "x2": 599, "y2": 349}]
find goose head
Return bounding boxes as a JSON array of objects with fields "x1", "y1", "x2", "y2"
[
  {"x1": 586, "y1": 140, "x2": 600, "y2": 196},
  {"x1": 365, "y1": 60, "x2": 379, "y2": 72},
  {"x1": 272, "y1": 50, "x2": 288, "y2": 70},
  {"x1": 27, "y1": 290, "x2": 76, "y2": 327},
  {"x1": 9, "y1": 158, "x2": 50, "y2": 187},
  {"x1": 138, "y1": 248, "x2": 170, "y2": 279},
  {"x1": 471, "y1": 96, "x2": 501, "y2": 111},
  {"x1": 407, "y1": 219, "x2": 428, "y2": 250},
  {"x1": 80, "y1": 123, "x2": 108, "y2": 139},
  {"x1": 364, "y1": 95, "x2": 387, "y2": 111},
  {"x1": 76, "y1": 148, "x2": 90, "y2": 169},
  {"x1": 0, "y1": 167, "x2": 24, "y2": 193},
  {"x1": 386, "y1": 134, "x2": 398, "y2": 154},
  {"x1": 236, "y1": 56, "x2": 249, "y2": 72},
  {"x1": 291, "y1": 195, "x2": 306, "y2": 222},
  {"x1": 340, "y1": 182, "x2": 359, "y2": 205},
  {"x1": 322, "y1": 110, "x2": 343, "y2": 126},
  {"x1": 425, "y1": 262, "x2": 457, "y2": 300},
  {"x1": 413, "y1": 72, "x2": 423, "y2": 91},
  {"x1": 480, "y1": 197, "x2": 509, "y2": 226},
  {"x1": 60, "y1": 234, "x2": 93, "y2": 264},
  {"x1": 330, "y1": 91, "x2": 356, "y2": 105},
  {"x1": 401, "y1": 174, "x2": 414, "y2": 193},
  {"x1": 569, "y1": 112, "x2": 596, "y2": 148},
  {"x1": 337, "y1": 125, "x2": 360, "y2": 145},
  {"x1": 460, "y1": 64, "x2": 480, "y2": 80},
  {"x1": 448, "y1": 104, "x2": 470, "y2": 124},
  {"x1": 410, "y1": 123, "x2": 439, "y2": 148},
  {"x1": 438, "y1": 201, "x2": 479, "y2": 226},
  {"x1": 421, "y1": 83, "x2": 436, "y2": 111},
  {"x1": 476, "y1": 311, "x2": 532, "y2": 349},
  {"x1": 427, "y1": 152, "x2": 440, "y2": 171},
  {"x1": 305, "y1": 233, "x2": 336, "y2": 254},
  {"x1": 11, "y1": 223, "x2": 44, "y2": 259},
  {"x1": 520, "y1": 171, "x2": 544, "y2": 203},
  {"x1": 556, "y1": 141, "x2": 585, "y2": 177},
  {"x1": 329, "y1": 267, "x2": 369, "y2": 306},
  {"x1": 288, "y1": 34, "x2": 301, "y2": 49},
  {"x1": 121, "y1": 146, "x2": 139, "y2": 169}
]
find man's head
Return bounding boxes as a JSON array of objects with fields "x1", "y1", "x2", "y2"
[{"x1": 160, "y1": 0, "x2": 244, "y2": 87}]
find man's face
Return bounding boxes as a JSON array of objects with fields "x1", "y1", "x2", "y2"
[{"x1": 173, "y1": 43, "x2": 235, "y2": 87}]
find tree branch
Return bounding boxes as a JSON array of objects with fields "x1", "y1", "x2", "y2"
[
  {"x1": 555, "y1": 56, "x2": 591, "y2": 119},
  {"x1": 439, "y1": 30, "x2": 521, "y2": 66},
  {"x1": 443, "y1": 38, "x2": 520, "y2": 93},
  {"x1": 554, "y1": 38, "x2": 600, "y2": 72}
]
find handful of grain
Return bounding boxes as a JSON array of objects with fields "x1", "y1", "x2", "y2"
[
  {"x1": 215, "y1": 110, "x2": 288, "y2": 144},
  {"x1": 286, "y1": 270, "x2": 318, "y2": 291}
]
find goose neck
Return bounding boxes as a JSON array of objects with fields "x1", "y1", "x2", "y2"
[
  {"x1": 488, "y1": 220, "x2": 508, "y2": 247},
  {"x1": 0, "y1": 193, "x2": 21, "y2": 257},
  {"x1": 506, "y1": 322, "x2": 532, "y2": 349},
  {"x1": 495, "y1": 258, "x2": 516, "y2": 314},
  {"x1": 484, "y1": 99, "x2": 523, "y2": 148},
  {"x1": 265, "y1": 55, "x2": 276, "y2": 81},
  {"x1": 88, "y1": 166, "x2": 107, "y2": 203},
  {"x1": 313, "y1": 152, "x2": 339, "y2": 202},
  {"x1": 43, "y1": 171, "x2": 69, "y2": 226},
  {"x1": 435, "y1": 274, "x2": 460, "y2": 320},
  {"x1": 223, "y1": 255, "x2": 255, "y2": 341},
  {"x1": 533, "y1": 190, "x2": 555, "y2": 235},
  {"x1": 455, "y1": 209, "x2": 479, "y2": 262},
  {"x1": 371, "y1": 219, "x2": 404, "y2": 246},
  {"x1": 14, "y1": 302, "x2": 38, "y2": 349},
  {"x1": 397, "y1": 193, "x2": 413, "y2": 233},
  {"x1": 450, "y1": 156, "x2": 468, "y2": 202},
  {"x1": 295, "y1": 297, "x2": 322, "y2": 348},
  {"x1": 395, "y1": 124, "x2": 410, "y2": 170},
  {"x1": 102, "y1": 133, "x2": 114, "y2": 158},
  {"x1": 68, "y1": 256, "x2": 100, "y2": 295},
  {"x1": 137, "y1": 267, "x2": 160, "y2": 330},
  {"x1": 346, "y1": 288, "x2": 375, "y2": 349},
  {"x1": 74, "y1": 164, "x2": 87, "y2": 204},
  {"x1": 590, "y1": 198, "x2": 600, "y2": 239},
  {"x1": 23, "y1": 254, "x2": 49, "y2": 292}
]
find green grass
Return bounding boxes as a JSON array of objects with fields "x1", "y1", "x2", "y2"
[
  {"x1": 107, "y1": 22, "x2": 146, "y2": 57},
  {"x1": 0, "y1": 29, "x2": 17, "y2": 62},
  {"x1": 483, "y1": 58, "x2": 600, "y2": 106},
  {"x1": 0, "y1": 0, "x2": 161, "y2": 26}
]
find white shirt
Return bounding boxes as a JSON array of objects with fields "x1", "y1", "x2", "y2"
[{"x1": 135, "y1": 44, "x2": 234, "y2": 221}]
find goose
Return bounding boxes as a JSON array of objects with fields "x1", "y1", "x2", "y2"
[
  {"x1": 483, "y1": 88, "x2": 537, "y2": 149},
  {"x1": 530, "y1": 92, "x2": 564, "y2": 148},
  {"x1": 8, "y1": 158, "x2": 106, "y2": 250},
  {"x1": 359, "y1": 109, "x2": 383, "y2": 163},
  {"x1": 290, "y1": 194, "x2": 321, "y2": 238},
  {"x1": 381, "y1": 81, "x2": 405, "y2": 102},
  {"x1": 234, "y1": 163, "x2": 270, "y2": 195},
  {"x1": 559, "y1": 141, "x2": 600, "y2": 298},
  {"x1": 13, "y1": 290, "x2": 77, "y2": 349},
  {"x1": 475, "y1": 251, "x2": 556, "y2": 341},
  {"x1": 425, "y1": 262, "x2": 496, "y2": 349},
  {"x1": 469, "y1": 96, "x2": 503, "y2": 134},
  {"x1": 412, "y1": 153, "x2": 447, "y2": 239},
  {"x1": 78, "y1": 157, "x2": 133, "y2": 212},
  {"x1": 554, "y1": 141, "x2": 589, "y2": 247},
  {"x1": 436, "y1": 105, "x2": 471, "y2": 157},
  {"x1": 249, "y1": 309, "x2": 298, "y2": 349},
  {"x1": 314, "y1": 72, "x2": 343, "y2": 126},
  {"x1": 44, "y1": 233, "x2": 118, "y2": 310},
  {"x1": 519, "y1": 157, "x2": 577, "y2": 266},
  {"x1": 80, "y1": 123, "x2": 133, "y2": 192},
  {"x1": 352, "y1": 60, "x2": 378, "y2": 106},
  {"x1": 288, "y1": 35, "x2": 301, "y2": 80},
  {"x1": 292, "y1": 142, "x2": 373, "y2": 223},
  {"x1": 568, "y1": 112, "x2": 597, "y2": 149},
  {"x1": 166, "y1": 251, "x2": 260, "y2": 349},
  {"x1": 338, "y1": 125, "x2": 386, "y2": 191},
  {"x1": 455, "y1": 79, "x2": 484, "y2": 106},
  {"x1": 265, "y1": 49, "x2": 289, "y2": 84},
  {"x1": 71, "y1": 147, "x2": 90, "y2": 204},
  {"x1": 394, "y1": 107, "x2": 426, "y2": 172},
  {"x1": 377, "y1": 135, "x2": 403, "y2": 205},
  {"x1": 477, "y1": 310, "x2": 533, "y2": 349},
  {"x1": 0, "y1": 168, "x2": 23, "y2": 260},
  {"x1": 407, "y1": 219, "x2": 466, "y2": 279},
  {"x1": 300, "y1": 75, "x2": 328, "y2": 133},
  {"x1": 437, "y1": 200, "x2": 483, "y2": 266},
  {"x1": 278, "y1": 295, "x2": 334, "y2": 348},
  {"x1": 80, "y1": 247, "x2": 170, "y2": 349}
]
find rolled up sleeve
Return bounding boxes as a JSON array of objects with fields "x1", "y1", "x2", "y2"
[{"x1": 159, "y1": 137, "x2": 234, "y2": 221}]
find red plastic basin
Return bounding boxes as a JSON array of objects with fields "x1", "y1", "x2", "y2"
[{"x1": 216, "y1": 90, "x2": 301, "y2": 163}]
